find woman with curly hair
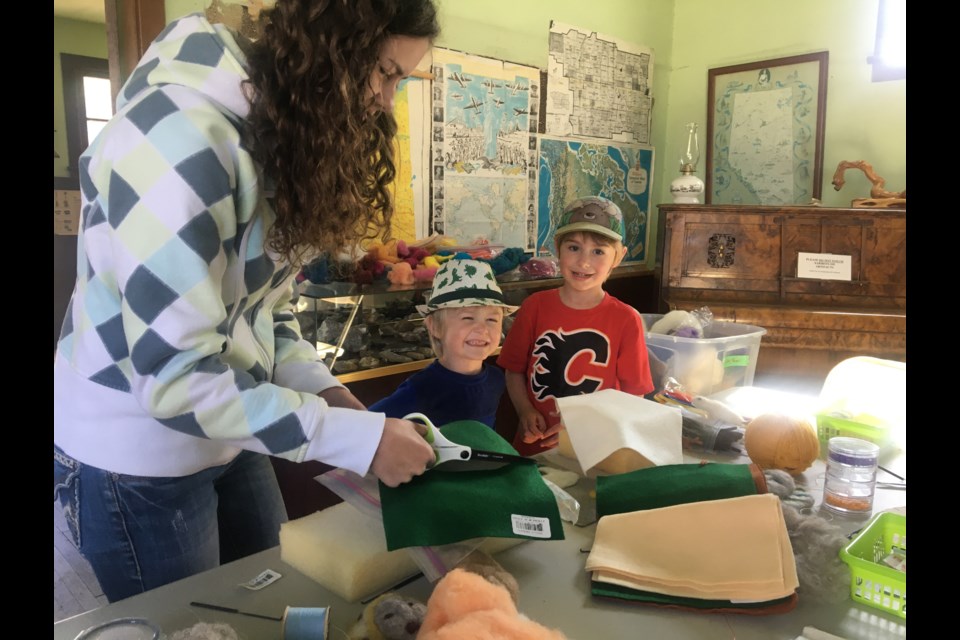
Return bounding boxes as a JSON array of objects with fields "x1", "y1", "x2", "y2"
[{"x1": 53, "y1": 0, "x2": 440, "y2": 602}]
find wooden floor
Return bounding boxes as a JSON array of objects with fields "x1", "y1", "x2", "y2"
[{"x1": 54, "y1": 502, "x2": 107, "y2": 623}]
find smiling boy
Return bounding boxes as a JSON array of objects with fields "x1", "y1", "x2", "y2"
[
  {"x1": 497, "y1": 196, "x2": 654, "y2": 455},
  {"x1": 369, "y1": 259, "x2": 518, "y2": 428}
]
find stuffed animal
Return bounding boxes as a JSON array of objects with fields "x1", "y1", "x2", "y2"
[
  {"x1": 346, "y1": 592, "x2": 427, "y2": 640},
  {"x1": 418, "y1": 568, "x2": 568, "y2": 640}
]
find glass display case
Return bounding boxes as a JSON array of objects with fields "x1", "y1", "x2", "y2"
[{"x1": 294, "y1": 264, "x2": 656, "y2": 383}]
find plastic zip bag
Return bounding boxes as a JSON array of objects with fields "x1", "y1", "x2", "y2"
[{"x1": 316, "y1": 468, "x2": 485, "y2": 582}]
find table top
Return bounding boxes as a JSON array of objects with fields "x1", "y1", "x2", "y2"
[
  {"x1": 54, "y1": 470, "x2": 906, "y2": 639},
  {"x1": 54, "y1": 388, "x2": 907, "y2": 640}
]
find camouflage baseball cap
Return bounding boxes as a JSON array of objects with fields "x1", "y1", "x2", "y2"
[
  {"x1": 416, "y1": 259, "x2": 519, "y2": 316},
  {"x1": 555, "y1": 196, "x2": 625, "y2": 243}
]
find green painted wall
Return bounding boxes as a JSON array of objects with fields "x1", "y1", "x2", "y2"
[
  {"x1": 54, "y1": 17, "x2": 108, "y2": 179},
  {"x1": 666, "y1": 0, "x2": 905, "y2": 213},
  {"x1": 64, "y1": 1, "x2": 905, "y2": 266}
]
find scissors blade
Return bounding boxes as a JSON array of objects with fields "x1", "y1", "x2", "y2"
[
  {"x1": 433, "y1": 448, "x2": 536, "y2": 472},
  {"x1": 469, "y1": 449, "x2": 537, "y2": 466}
]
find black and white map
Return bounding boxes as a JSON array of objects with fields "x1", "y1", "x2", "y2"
[{"x1": 545, "y1": 21, "x2": 654, "y2": 144}]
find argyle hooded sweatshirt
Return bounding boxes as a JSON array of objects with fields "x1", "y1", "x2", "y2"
[{"x1": 54, "y1": 14, "x2": 384, "y2": 477}]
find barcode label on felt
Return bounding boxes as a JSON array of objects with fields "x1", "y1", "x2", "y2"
[{"x1": 511, "y1": 514, "x2": 551, "y2": 538}]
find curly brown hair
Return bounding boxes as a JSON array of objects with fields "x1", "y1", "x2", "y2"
[{"x1": 244, "y1": 0, "x2": 439, "y2": 266}]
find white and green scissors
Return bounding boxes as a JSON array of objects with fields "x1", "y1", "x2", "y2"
[{"x1": 404, "y1": 413, "x2": 537, "y2": 472}]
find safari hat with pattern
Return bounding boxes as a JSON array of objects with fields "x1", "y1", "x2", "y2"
[
  {"x1": 416, "y1": 259, "x2": 519, "y2": 316},
  {"x1": 555, "y1": 196, "x2": 625, "y2": 243}
]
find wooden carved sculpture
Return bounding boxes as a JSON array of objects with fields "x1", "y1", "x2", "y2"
[{"x1": 832, "y1": 160, "x2": 906, "y2": 209}]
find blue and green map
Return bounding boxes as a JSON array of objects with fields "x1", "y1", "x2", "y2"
[{"x1": 537, "y1": 137, "x2": 653, "y2": 263}]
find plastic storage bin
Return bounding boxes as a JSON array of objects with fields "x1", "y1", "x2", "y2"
[
  {"x1": 840, "y1": 512, "x2": 906, "y2": 619},
  {"x1": 642, "y1": 314, "x2": 767, "y2": 397}
]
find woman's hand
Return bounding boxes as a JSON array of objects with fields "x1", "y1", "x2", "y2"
[{"x1": 370, "y1": 418, "x2": 435, "y2": 487}]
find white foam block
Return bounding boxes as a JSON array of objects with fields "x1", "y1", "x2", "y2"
[
  {"x1": 279, "y1": 502, "x2": 525, "y2": 602},
  {"x1": 280, "y1": 502, "x2": 417, "y2": 602}
]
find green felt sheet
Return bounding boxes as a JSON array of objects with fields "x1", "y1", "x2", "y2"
[
  {"x1": 596, "y1": 462, "x2": 765, "y2": 518},
  {"x1": 379, "y1": 420, "x2": 564, "y2": 550}
]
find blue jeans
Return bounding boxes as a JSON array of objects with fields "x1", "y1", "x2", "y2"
[{"x1": 53, "y1": 446, "x2": 288, "y2": 602}]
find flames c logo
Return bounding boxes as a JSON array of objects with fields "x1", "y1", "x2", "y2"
[{"x1": 530, "y1": 329, "x2": 609, "y2": 401}]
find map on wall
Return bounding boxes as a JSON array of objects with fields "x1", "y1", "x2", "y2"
[
  {"x1": 389, "y1": 78, "x2": 431, "y2": 243},
  {"x1": 545, "y1": 21, "x2": 654, "y2": 144},
  {"x1": 536, "y1": 136, "x2": 654, "y2": 263},
  {"x1": 430, "y1": 48, "x2": 540, "y2": 250}
]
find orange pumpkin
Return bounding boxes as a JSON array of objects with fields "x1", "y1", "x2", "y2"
[{"x1": 744, "y1": 413, "x2": 820, "y2": 474}]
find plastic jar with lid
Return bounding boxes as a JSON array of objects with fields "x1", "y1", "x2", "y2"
[{"x1": 822, "y1": 436, "x2": 880, "y2": 514}]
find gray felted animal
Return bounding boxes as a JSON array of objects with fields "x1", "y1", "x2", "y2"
[
  {"x1": 781, "y1": 504, "x2": 852, "y2": 605},
  {"x1": 347, "y1": 592, "x2": 427, "y2": 640},
  {"x1": 764, "y1": 470, "x2": 851, "y2": 605}
]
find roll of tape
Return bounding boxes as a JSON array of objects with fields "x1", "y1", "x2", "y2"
[{"x1": 282, "y1": 606, "x2": 330, "y2": 640}]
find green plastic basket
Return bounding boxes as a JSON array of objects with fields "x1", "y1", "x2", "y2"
[
  {"x1": 839, "y1": 512, "x2": 906, "y2": 620},
  {"x1": 816, "y1": 410, "x2": 891, "y2": 457}
]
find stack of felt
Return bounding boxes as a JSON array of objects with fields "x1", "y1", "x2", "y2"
[
  {"x1": 585, "y1": 494, "x2": 799, "y2": 614},
  {"x1": 595, "y1": 461, "x2": 767, "y2": 518}
]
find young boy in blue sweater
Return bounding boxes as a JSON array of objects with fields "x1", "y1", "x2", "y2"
[{"x1": 369, "y1": 258, "x2": 518, "y2": 428}]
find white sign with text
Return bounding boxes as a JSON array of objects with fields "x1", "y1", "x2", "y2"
[{"x1": 797, "y1": 252, "x2": 852, "y2": 281}]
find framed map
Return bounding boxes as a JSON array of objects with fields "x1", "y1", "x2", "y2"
[
  {"x1": 536, "y1": 136, "x2": 654, "y2": 264},
  {"x1": 706, "y1": 52, "x2": 828, "y2": 206}
]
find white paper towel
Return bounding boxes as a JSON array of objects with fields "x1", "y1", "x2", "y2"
[{"x1": 556, "y1": 389, "x2": 683, "y2": 473}]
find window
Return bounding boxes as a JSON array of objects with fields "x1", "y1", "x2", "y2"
[
  {"x1": 870, "y1": 0, "x2": 906, "y2": 82},
  {"x1": 61, "y1": 54, "x2": 112, "y2": 179}
]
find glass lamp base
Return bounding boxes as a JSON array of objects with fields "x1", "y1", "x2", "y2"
[{"x1": 670, "y1": 173, "x2": 705, "y2": 204}]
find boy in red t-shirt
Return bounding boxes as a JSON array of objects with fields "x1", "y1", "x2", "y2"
[{"x1": 497, "y1": 196, "x2": 654, "y2": 455}]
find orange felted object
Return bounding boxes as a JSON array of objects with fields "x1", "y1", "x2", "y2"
[
  {"x1": 387, "y1": 262, "x2": 416, "y2": 285},
  {"x1": 418, "y1": 569, "x2": 568, "y2": 640},
  {"x1": 370, "y1": 240, "x2": 401, "y2": 264},
  {"x1": 744, "y1": 413, "x2": 820, "y2": 474}
]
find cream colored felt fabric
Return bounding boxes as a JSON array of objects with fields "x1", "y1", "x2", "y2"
[
  {"x1": 585, "y1": 494, "x2": 798, "y2": 602},
  {"x1": 555, "y1": 390, "x2": 682, "y2": 475},
  {"x1": 280, "y1": 503, "x2": 525, "y2": 603},
  {"x1": 558, "y1": 429, "x2": 657, "y2": 476}
]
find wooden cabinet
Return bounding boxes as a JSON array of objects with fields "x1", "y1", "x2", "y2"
[{"x1": 656, "y1": 204, "x2": 905, "y2": 390}]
